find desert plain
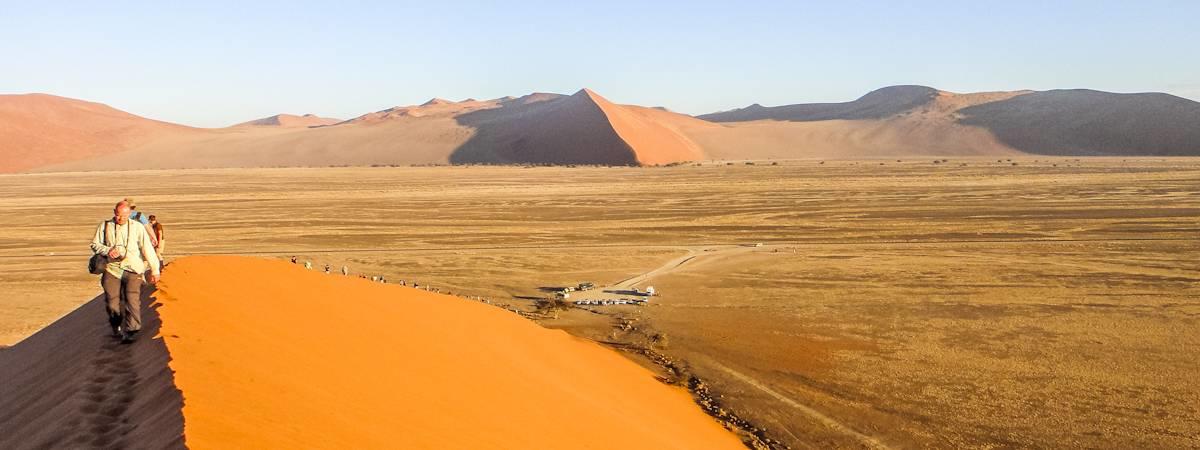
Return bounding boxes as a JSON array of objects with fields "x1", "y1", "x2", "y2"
[{"x1": 1, "y1": 158, "x2": 1197, "y2": 448}]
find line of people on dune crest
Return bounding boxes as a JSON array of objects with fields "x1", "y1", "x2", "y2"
[
  {"x1": 88, "y1": 199, "x2": 166, "y2": 344},
  {"x1": 287, "y1": 257, "x2": 520, "y2": 313},
  {"x1": 287, "y1": 256, "x2": 457, "y2": 293}
]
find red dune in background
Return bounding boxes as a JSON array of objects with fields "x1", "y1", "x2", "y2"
[
  {"x1": 583, "y1": 89, "x2": 706, "y2": 165},
  {"x1": 448, "y1": 89, "x2": 709, "y2": 166},
  {"x1": 11, "y1": 90, "x2": 712, "y2": 171},
  {"x1": 0, "y1": 93, "x2": 197, "y2": 172},
  {"x1": 153, "y1": 256, "x2": 744, "y2": 449}
]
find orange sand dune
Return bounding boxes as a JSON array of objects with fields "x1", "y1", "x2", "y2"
[
  {"x1": 583, "y1": 89, "x2": 706, "y2": 165},
  {"x1": 152, "y1": 256, "x2": 743, "y2": 449},
  {"x1": 449, "y1": 89, "x2": 708, "y2": 165},
  {"x1": 0, "y1": 256, "x2": 744, "y2": 449}
]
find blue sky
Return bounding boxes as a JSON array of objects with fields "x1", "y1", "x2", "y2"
[{"x1": 2, "y1": 1, "x2": 1197, "y2": 127}]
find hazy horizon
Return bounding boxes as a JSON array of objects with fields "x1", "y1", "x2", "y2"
[{"x1": 3, "y1": 0, "x2": 1197, "y2": 127}]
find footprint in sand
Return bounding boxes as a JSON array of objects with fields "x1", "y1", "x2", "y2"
[{"x1": 75, "y1": 335, "x2": 141, "y2": 448}]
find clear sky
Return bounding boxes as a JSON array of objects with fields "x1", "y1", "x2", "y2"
[{"x1": 2, "y1": 1, "x2": 1197, "y2": 127}]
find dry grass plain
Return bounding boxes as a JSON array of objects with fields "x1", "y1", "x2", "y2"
[{"x1": 1, "y1": 159, "x2": 1197, "y2": 448}]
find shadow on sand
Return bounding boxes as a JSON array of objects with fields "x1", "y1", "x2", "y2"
[{"x1": 0, "y1": 287, "x2": 186, "y2": 449}]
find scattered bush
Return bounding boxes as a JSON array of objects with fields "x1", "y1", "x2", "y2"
[{"x1": 650, "y1": 332, "x2": 669, "y2": 349}]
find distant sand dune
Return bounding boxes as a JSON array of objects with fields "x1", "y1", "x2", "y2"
[
  {"x1": 232, "y1": 113, "x2": 341, "y2": 128},
  {"x1": 4, "y1": 85, "x2": 1199, "y2": 173},
  {"x1": 0, "y1": 93, "x2": 198, "y2": 172},
  {"x1": 696, "y1": 86, "x2": 1200, "y2": 158},
  {"x1": 956, "y1": 90, "x2": 1200, "y2": 156}
]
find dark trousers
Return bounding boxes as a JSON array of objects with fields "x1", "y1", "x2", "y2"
[{"x1": 101, "y1": 270, "x2": 143, "y2": 332}]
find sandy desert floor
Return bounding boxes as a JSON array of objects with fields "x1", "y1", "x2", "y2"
[{"x1": 1, "y1": 158, "x2": 1197, "y2": 448}]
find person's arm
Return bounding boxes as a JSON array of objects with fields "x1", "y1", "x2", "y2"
[
  {"x1": 143, "y1": 222, "x2": 159, "y2": 247},
  {"x1": 140, "y1": 226, "x2": 161, "y2": 277},
  {"x1": 89, "y1": 221, "x2": 110, "y2": 255}
]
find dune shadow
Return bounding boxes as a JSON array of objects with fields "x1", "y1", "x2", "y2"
[
  {"x1": 449, "y1": 93, "x2": 640, "y2": 166},
  {"x1": 0, "y1": 287, "x2": 186, "y2": 449},
  {"x1": 955, "y1": 90, "x2": 1200, "y2": 156},
  {"x1": 700, "y1": 85, "x2": 940, "y2": 122}
]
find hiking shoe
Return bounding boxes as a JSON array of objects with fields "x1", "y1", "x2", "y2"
[
  {"x1": 111, "y1": 324, "x2": 122, "y2": 338},
  {"x1": 121, "y1": 330, "x2": 139, "y2": 344}
]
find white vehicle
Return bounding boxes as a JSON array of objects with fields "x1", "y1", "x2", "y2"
[{"x1": 645, "y1": 286, "x2": 657, "y2": 296}]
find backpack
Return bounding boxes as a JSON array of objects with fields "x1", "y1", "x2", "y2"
[{"x1": 88, "y1": 221, "x2": 110, "y2": 275}]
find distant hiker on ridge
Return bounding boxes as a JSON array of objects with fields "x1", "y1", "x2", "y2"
[
  {"x1": 149, "y1": 214, "x2": 165, "y2": 271},
  {"x1": 123, "y1": 197, "x2": 159, "y2": 249}
]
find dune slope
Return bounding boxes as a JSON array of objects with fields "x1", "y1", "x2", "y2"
[
  {"x1": 584, "y1": 89, "x2": 707, "y2": 165},
  {"x1": 232, "y1": 113, "x2": 341, "y2": 128},
  {"x1": 14, "y1": 85, "x2": 1197, "y2": 172},
  {"x1": 699, "y1": 85, "x2": 942, "y2": 122},
  {"x1": 30, "y1": 89, "x2": 708, "y2": 171},
  {"x1": 451, "y1": 89, "x2": 705, "y2": 165},
  {"x1": 0, "y1": 293, "x2": 186, "y2": 449},
  {"x1": 956, "y1": 89, "x2": 1200, "y2": 156},
  {"x1": 153, "y1": 256, "x2": 743, "y2": 449},
  {"x1": 0, "y1": 93, "x2": 196, "y2": 172},
  {"x1": 690, "y1": 86, "x2": 1200, "y2": 158}
]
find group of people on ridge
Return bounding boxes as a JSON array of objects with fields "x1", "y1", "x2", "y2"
[{"x1": 89, "y1": 199, "x2": 166, "y2": 344}]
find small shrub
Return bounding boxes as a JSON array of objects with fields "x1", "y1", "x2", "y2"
[{"x1": 650, "y1": 332, "x2": 669, "y2": 349}]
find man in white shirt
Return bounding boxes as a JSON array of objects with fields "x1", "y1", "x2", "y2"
[{"x1": 90, "y1": 201, "x2": 161, "y2": 343}]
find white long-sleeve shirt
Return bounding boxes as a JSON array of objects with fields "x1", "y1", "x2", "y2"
[{"x1": 90, "y1": 219, "x2": 161, "y2": 277}]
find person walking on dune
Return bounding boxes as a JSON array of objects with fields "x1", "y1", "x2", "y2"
[
  {"x1": 90, "y1": 201, "x2": 161, "y2": 343},
  {"x1": 123, "y1": 197, "x2": 159, "y2": 249},
  {"x1": 149, "y1": 214, "x2": 165, "y2": 271}
]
